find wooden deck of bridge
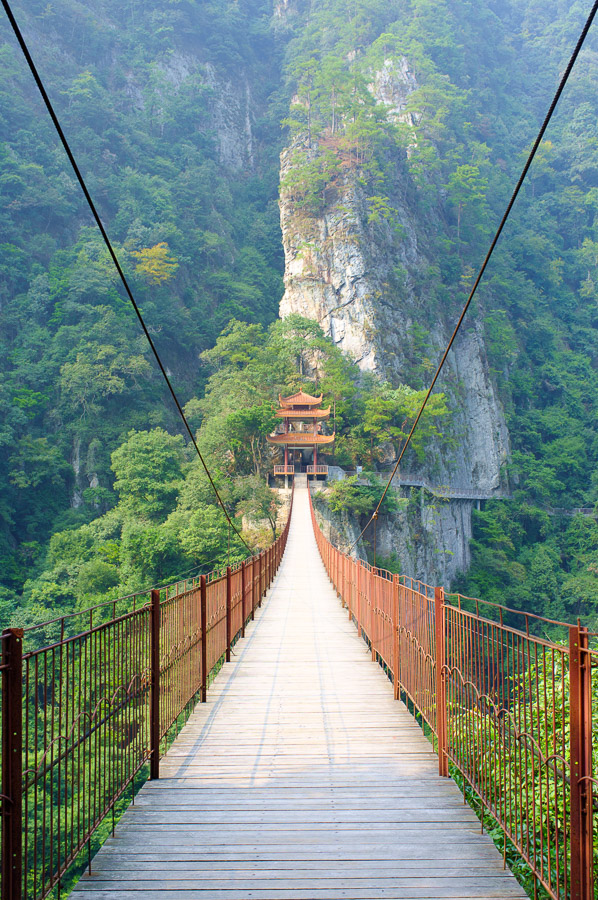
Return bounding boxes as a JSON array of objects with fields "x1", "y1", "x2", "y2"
[{"x1": 73, "y1": 484, "x2": 528, "y2": 900}]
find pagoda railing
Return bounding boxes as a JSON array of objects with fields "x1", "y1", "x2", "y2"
[
  {"x1": 309, "y1": 490, "x2": 596, "y2": 900},
  {"x1": 273, "y1": 465, "x2": 295, "y2": 476},
  {"x1": 0, "y1": 489, "x2": 293, "y2": 900},
  {"x1": 307, "y1": 465, "x2": 328, "y2": 475}
]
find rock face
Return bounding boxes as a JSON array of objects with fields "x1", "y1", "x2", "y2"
[
  {"x1": 124, "y1": 51, "x2": 256, "y2": 173},
  {"x1": 204, "y1": 63, "x2": 255, "y2": 172},
  {"x1": 311, "y1": 483, "x2": 473, "y2": 587},
  {"x1": 311, "y1": 490, "x2": 368, "y2": 561},
  {"x1": 375, "y1": 492, "x2": 475, "y2": 587},
  {"x1": 279, "y1": 60, "x2": 510, "y2": 586}
]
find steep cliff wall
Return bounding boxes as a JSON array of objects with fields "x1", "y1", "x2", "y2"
[
  {"x1": 375, "y1": 492, "x2": 474, "y2": 587},
  {"x1": 279, "y1": 58, "x2": 510, "y2": 585},
  {"x1": 311, "y1": 481, "x2": 473, "y2": 587}
]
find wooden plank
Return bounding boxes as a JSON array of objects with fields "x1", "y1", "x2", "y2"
[
  {"x1": 72, "y1": 889, "x2": 524, "y2": 899},
  {"x1": 73, "y1": 486, "x2": 527, "y2": 900},
  {"x1": 75, "y1": 876, "x2": 527, "y2": 890}
]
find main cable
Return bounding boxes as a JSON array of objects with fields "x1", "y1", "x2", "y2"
[
  {"x1": 349, "y1": 0, "x2": 598, "y2": 553},
  {"x1": 1, "y1": 0, "x2": 252, "y2": 554}
]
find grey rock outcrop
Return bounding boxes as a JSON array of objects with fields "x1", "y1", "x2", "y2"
[
  {"x1": 279, "y1": 59, "x2": 510, "y2": 585},
  {"x1": 204, "y1": 63, "x2": 255, "y2": 172},
  {"x1": 124, "y1": 51, "x2": 255, "y2": 173}
]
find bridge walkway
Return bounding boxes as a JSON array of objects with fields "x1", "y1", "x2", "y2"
[{"x1": 73, "y1": 484, "x2": 527, "y2": 900}]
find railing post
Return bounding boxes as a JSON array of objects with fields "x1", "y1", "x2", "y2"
[
  {"x1": 569, "y1": 624, "x2": 593, "y2": 900},
  {"x1": 150, "y1": 589, "x2": 160, "y2": 780},
  {"x1": 2, "y1": 628, "x2": 23, "y2": 900},
  {"x1": 257, "y1": 550, "x2": 264, "y2": 608},
  {"x1": 434, "y1": 586, "x2": 448, "y2": 777},
  {"x1": 371, "y1": 568, "x2": 376, "y2": 661},
  {"x1": 226, "y1": 566, "x2": 232, "y2": 663},
  {"x1": 264, "y1": 548, "x2": 268, "y2": 592},
  {"x1": 241, "y1": 561, "x2": 247, "y2": 638},
  {"x1": 356, "y1": 561, "x2": 361, "y2": 637},
  {"x1": 251, "y1": 556, "x2": 256, "y2": 621},
  {"x1": 200, "y1": 575, "x2": 207, "y2": 702},
  {"x1": 393, "y1": 577, "x2": 400, "y2": 701}
]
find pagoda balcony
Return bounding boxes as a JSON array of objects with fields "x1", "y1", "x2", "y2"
[
  {"x1": 307, "y1": 465, "x2": 329, "y2": 476},
  {"x1": 266, "y1": 432, "x2": 335, "y2": 445},
  {"x1": 273, "y1": 465, "x2": 295, "y2": 476}
]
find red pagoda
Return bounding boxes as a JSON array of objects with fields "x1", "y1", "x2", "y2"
[{"x1": 268, "y1": 389, "x2": 334, "y2": 481}]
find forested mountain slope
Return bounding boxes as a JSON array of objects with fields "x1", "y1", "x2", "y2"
[
  {"x1": 2, "y1": 0, "x2": 598, "y2": 627},
  {"x1": 0, "y1": 0, "x2": 286, "y2": 603}
]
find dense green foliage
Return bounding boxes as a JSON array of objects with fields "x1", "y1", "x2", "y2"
[
  {"x1": 322, "y1": 474, "x2": 403, "y2": 517},
  {"x1": 0, "y1": 0, "x2": 286, "y2": 609},
  {"x1": 8, "y1": 314, "x2": 448, "y2": 625}
]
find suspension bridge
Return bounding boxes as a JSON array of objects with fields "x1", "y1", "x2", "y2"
[{"x1": 2, "y1": 478, "x2": 595, "y2": 900}]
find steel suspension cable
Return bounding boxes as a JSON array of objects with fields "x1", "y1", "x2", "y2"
[
  {"x1": 1, "y1": 0, "x2": 253, "y2": 553},
  {"x1": 349, "y1": 0, "x2": 598, "y2": 553}
]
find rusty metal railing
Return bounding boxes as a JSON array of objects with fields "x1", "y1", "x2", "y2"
[
  {"x1": 309, "y1": 490, "x2": 596, "y2": 900},
  {"x1": 0, "y1": 487, "x2": 293, "y2": 900}
]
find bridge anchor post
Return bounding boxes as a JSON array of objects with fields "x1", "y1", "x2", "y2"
[
  {"x1": 241, "y1": 561, "x2": 247, "y2": 638},
  {"x1": 393, "y1": 576, "x2": 400, "y2": 701},
  {"x1": 1, "y1": 628, "x2": 23, "y2": 900},
  {"x1": 226, "y1": 567, "x2": 232, "y2": 663},
  {"x1": 150, "y1": 589, "x2": 160, "y2": 779},
  {"x1": 435, "y1": 587, "x2": 448, "y2": 777},
  {"x1": 200, "y1": 575, "x2": 207, "y2": 702},
  {"x1": 569, "y1": 624, "x2": 593, "y2": 900}
]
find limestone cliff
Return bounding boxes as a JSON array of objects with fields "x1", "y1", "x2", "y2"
[
  {"x1": 280, "y1": 58, "x2": 510, "y2": 585},
  {"x1": 125, "y1": 51, "x2": 256, "y2": 173},
  {"x1": 311, "y1": 483, "x2": 474, "y2": 587}
]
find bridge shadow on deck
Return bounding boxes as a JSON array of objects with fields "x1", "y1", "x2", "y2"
[{"x1": 73, "y1": 485, "x2": 527, "y2": 900}]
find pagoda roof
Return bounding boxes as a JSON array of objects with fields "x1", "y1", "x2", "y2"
[{"x1": 279, "y1": 390, "x2": 323, "y2": 408}]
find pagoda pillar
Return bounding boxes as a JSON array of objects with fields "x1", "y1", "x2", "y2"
[{"x1": 284, "y1": 417, "x2": 289, "y2": 486}]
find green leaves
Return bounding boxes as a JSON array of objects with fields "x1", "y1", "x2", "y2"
[
  {"x1": 323, "y1": 474, "x2": 400, "y2": 517},
  {"x1": 362, "y1": 383, "x2": 450, "y2": 463},
  {"x1": 111, "y1": 429, "x2": 185, "y2": 520}
]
